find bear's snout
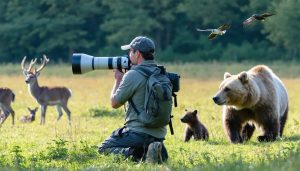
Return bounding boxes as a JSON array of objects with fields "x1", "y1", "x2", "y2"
[
  {"x1": 213, "y1": 96, "x2": 220, "y2": 104},
  {"x1": 213, "y1": 96, "x2": 226, "y2": 105},
  {"x1": 180, "y1": 117, "x2": 187, "y2": 123}
]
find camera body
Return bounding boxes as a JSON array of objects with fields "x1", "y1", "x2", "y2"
[
  {"x1": 71, "y1": 53, "x2": 180, "y2": 92},
  {"x1": 167, "y1": 72, "x2": 180, "y2": 93},
  {"x1": 157, "y1": 65, "x2": 180, "y2": 93}
]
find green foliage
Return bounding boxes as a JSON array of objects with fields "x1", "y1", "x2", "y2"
[
  {"x1": 46, "y1": 139, "x2": 69, "y2": 160},
  {"x1": 11, "y1": 145, "x2": 26, "y2": 168},
  {"x1": 264, "y1": 0, "x2": 300, "y2": 59},
  {"x1": 86, "y1": 106, "x2": 123, "y2": 117},
  {"x1": 221, "y1": 40, "x2": 284, "y2": 61},
  {"x1": 178, "y1": 0, "x2": 242, "y2": 26},
  {"x1": 0, "y1": 0, "x2": 105, "y2": 61},
  {"x1": 0, "y1": 0, "x2": 299, "y2": 62},
  {"x1": 68, "y1": 140, "x2": 98, "y2": 163}
]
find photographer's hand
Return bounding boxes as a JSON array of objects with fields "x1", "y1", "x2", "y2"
[{"x1": 114, "y1": 69, "x2": 124, "y2": 81}]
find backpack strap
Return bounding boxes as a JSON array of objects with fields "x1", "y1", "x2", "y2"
[
  {"x1": 132, "y1": 66, "x2": 153, "y2": 78},
  {"x1": 128, "y1": 98, "x2": 140, "y2": 115},
  {"x1": 128, "y1": 66, "x2": 155, "y2": 116},
  {"x1": 130, "y1": 65, "x2": 175, "y2": 135}
]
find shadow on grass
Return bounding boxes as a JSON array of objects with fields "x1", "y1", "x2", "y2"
[
  {"x1": 85, "y1": 106, "x2": 123, "y2": 117},
  {"x1": 246, "y1": 134, "x2": 300, "y2": 146},
  {"x1": 206, "y1": 139, "x2": 228, "y2": 145},
  {"x1": 281, "y1": 135, "x2": 300, "y2": 142}
]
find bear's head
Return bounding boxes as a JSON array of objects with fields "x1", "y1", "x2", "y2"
[
  {"x1": 180, "y1": 109, "x2": 198, "y2": 124},
  {"x1": 213, "y1": 71, "x2": 252, "y2": 108}
]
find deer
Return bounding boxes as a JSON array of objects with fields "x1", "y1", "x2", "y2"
[
  {"x1": 21, "y1": 55, "x2": 72, "y2": 125},
  {"x1": 19, "y1": 107, "x2": 38, "y2": 123},
  {"x1": 0, "y1": 88, "x2": 15, "y2": 127}
]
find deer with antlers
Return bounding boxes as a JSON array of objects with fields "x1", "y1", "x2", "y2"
[
  {"x1": 21, "y1": 55, "x2": 72, "y2": 125},
  {"x1": 0, "y1": 88, "x2": 15, "y2": 127}
]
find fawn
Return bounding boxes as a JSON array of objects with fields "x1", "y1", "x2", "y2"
[{"x1": 19, "y1": 107, "x2": 38, "y2": 123}]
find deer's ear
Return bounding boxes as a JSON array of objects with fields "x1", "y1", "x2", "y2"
[
  {"x1": 36, "y1": 72, "x2": 40, "y2": 77},
  {"x1": 23, "y1": 70, "x2": 28, "y2": 76},
  {"x1": 34, "y1": 107, "x2": 38, "y2": 112},
  {"x1": 27, "y1": 107, "x2": 31, "y2": 111}
]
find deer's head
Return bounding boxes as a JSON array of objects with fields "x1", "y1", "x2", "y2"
[
  {"x1": 27, "y1": 107, "x2": 38, "y2": 117},
  {"x1": 21, "y1": 55, "x2": 49, "y2": 84}
]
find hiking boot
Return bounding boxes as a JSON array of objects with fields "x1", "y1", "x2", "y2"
[{"x1": 145, "y1": 142, "x2": 163, "y2": 164}]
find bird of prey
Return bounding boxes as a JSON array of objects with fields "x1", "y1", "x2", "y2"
[
  {"x1": 243, "y1": 12, "x2": 275, "y2": 25},
  {"x1": 196, "y1": 24, "x2": 231, "y2": 40}
]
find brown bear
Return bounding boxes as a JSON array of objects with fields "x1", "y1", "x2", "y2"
[
  {"x1": 213, "y1": 65, "x2": 288, "y2": 143},
  {"x1": 180, "y1": 109, "x2": 209, "y2": 142}
]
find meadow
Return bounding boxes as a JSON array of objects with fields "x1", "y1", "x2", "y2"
[{"x1": 0, "y1": 62, "x2": 300, "y2": 170}]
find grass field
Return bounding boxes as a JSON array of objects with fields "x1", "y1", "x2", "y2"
[{"x1": 0, "y1": 62, "x2": 300, "y2": 170}]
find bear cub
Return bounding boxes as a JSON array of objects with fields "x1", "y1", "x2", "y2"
[{"x1": 180, "y1": 109, "x2": 209, "y2": 142}]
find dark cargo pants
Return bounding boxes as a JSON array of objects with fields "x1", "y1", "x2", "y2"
[{"x1": 98, "y1": 127, "x2": 168, "y2": 162}]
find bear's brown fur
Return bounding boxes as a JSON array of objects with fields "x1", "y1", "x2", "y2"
[
  {"x1": 213, "y1": 65, "x2": 288, "y2": 143},
  {"x1": 180, "y1": 109, "x2": 209, "y2": 142}
]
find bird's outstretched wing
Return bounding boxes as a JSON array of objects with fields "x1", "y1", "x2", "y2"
[
  {"x1": 260, "y1": 12, "x2": 275, "y2": 18},
  {"x1": 196, "y1": 28, "x2": 214, "y2": 32},
  {"x1": 243, "y1": 17, "x2": 254, "y2": 25},
  {"x1": 208, "y1": 33, "x2": 217, "y2": 40},
  {"x1": 218, "y1": 24, "x2": 231, "y2": 31}
]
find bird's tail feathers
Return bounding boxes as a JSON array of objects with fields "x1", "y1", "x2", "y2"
[{"x1": 196, "y1": 28, "x2": 212, "y2": 32}]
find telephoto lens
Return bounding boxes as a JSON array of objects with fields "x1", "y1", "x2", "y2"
[{"x1": 72, "y1": 53, "x2": 130, "y2": 74}]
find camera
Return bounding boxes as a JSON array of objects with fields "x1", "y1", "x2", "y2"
[
  {"x1": 157, "y1": 65, "x2": 180, "y2": 93},
  {"x1": 71, "y1": 53, "x2": 180, "y2": 92},
  {"x1": 72, "y1": 53, "x2": 130, "y2": 74},
  {"x1": 167, "y1": 72, "x2": 180, "y2": 93}
]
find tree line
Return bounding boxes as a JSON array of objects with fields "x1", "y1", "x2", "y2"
[{"x1": 0, "y1": 0, "x2": 299, "y2": 63}]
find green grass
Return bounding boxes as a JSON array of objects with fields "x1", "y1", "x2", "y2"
[
  {"x1": 0, "y1": 62, "x2": 300, "y2": 170},
  {"x1": 2, "y1": 60, "x2": 300, "y2": 78}
]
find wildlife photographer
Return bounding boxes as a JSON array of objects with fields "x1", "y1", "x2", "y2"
[{"x1": 98, "y1": 36, "x2": 169, "y2": 163}]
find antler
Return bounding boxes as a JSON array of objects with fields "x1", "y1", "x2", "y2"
[
  {"x1": 21, "y1": 56, "x2": 27, "y2": 72},
  {"x1": 21, "y1": 56, "x2": 37, "y2": 74},
  {"x1": 35, "y1": 55, "x2": 50, "y2": 73},
  {"x1": 28, "y1": 58, "x2": 37, "y2": 72}
]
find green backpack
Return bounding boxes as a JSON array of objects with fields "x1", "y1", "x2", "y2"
[{"x1": 129, "y1": 66, "x2": 173, "y2": 128}]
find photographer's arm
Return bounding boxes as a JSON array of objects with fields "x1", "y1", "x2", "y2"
[{"x1": 110, "y1": 70, "x2": 124, "y2": 108}]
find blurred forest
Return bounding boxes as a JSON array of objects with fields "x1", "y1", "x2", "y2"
[{"x1": 0, "y1": 0, "x2": 299, "y2": 63}]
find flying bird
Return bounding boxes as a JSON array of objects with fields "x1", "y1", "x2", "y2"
[
  {"x1": 243, "y1": 12, "x2": 275, "y2": 25},
  {"x1": 196, "y1": 24, "x2": 231, "y2": 40}
]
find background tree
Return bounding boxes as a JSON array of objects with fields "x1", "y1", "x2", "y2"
[
  {"x1": 0, "y1": 0, "x2": 298, "y2": 63},
  {"x1": 264, "y1": 0, "x2": 300, "y2": 60}
]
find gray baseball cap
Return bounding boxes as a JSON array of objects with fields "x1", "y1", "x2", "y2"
[{"x1": 121, "y1": 36, "x2": 155, "y2": 52}]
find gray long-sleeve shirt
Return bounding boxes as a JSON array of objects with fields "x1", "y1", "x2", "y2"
[{"x1": 113, "y1": 60, "x2": 167, "y2": 139}]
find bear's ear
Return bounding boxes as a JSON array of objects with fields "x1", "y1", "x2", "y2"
[
  {"x1": 224, "y1": 72, "x2": 232, "y2": 80},
  {"x1": 238, "y1": 71, "x2": 248, "y2": 84},
  {"x1": 193, "y1": 110, "x2": 198, "y2": 115}
]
